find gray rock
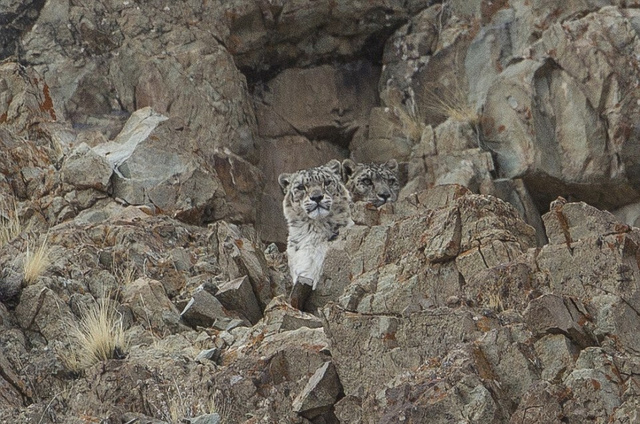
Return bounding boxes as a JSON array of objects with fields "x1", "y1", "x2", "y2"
[
  {"x1": 292, "y1": 361, "x2": 342, "y2": 419},
  {"x1": 211, "y1": 221, "x2": 277, "y2": 309},
  {"x1": 534, "y1": 334, "x2": 579, "y2": 382},
  {"x1": 121, "y1": 277, "x2": 181, "y2": 334},
  {"x1": 476, "y1": 326, "x2": 538, "y2": 404},
  {"x1": 524, "y1": 294, "x2": 594, "y2": 348},
  {"x1": 263, "y1": 296, "x2": 323, "y2": 333},
  {"x1": 0, "y1": 62, "x2": 58, "y2": 133},
  {"x1": 562, "y1": 347, "x2": 624, "y2": 422},
  {"x1": 324, "y1": 304, "x2": 480, "y2": 396},
  {"x1": 215, "y1": 276, "x2": 262, "y2": 325},
  {"x1": 94, "y1": 108, "x2": 229, "y2": 225},
  {"x1": 185, "y1": 414, "x2": 221, "y2": 424},
  {"x1": 542, "y1": 201, "x2": 629, "y2": 246},
  {"x1": 61, "y1": 142, "x2": 112, "y2": 191},
  {"x1": 509, "y1": 381, "x2": 564, "y2": 424},
  {"x1": 493, "y1": 178, "x2": 547, "y2": 247},
  {"x1": 15, "y1": 285, "x2": 73, "y2": 343},
  {"x1": 590, "y1": 294, "x2": 640, "y2": 355},
  {"x1": 226, "y1": 0, "x2": 432, "y2": 71},
  {"x1": 180, "y1": 287, "x2": 229, "y2": 329},
  {"x1": 537, "y1": 232, "x2": 640, "y2": 310},
  {"x1": 255, "y1": 63, "x2": 378, "y2": 142},
  {"x1": 424, "y1": 206, "x2": 461, "y2": 262}
]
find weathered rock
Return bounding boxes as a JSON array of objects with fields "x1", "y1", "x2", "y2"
[
  {"x1": 61, "y1": 142, "x2": 112, "y2": 191},
  {"x1": 542, "y1": 200, "x2": 629, "y2": 246},
  {"x1": 0, "y1": 349, "x2": 31, "y2": 409},
  {"x1": 537, "y1": 231, "x2": 640, "y2": 310},
  {"x1": 292, "y1": 361, "x2": 342, "y2": 419},
  {"x1": 225, "y1": 0, "x2": 433, "y2": 72},
  {"x1": 255, "y1": 62, "x2": 378, "y2": 143},
  {"x1": 211, "y1": 221, "x2": 278, "y2": 309},
  {"x1": 21, "y1": 3, "x2": 258, "y2": 157},
  {"x1": 590, "y1": 294, "x2": 640, "y2": 355},
  {"x1": 186, "y1": 414, "x2": 221, "y2": 424},
  {"x1": 351, "y1": 106, "x2": 416, "y2": 163},
  {"x1": 211, "y1": 325, "x2": 332, "y2": 423},
  {"x1": 476, "y1": 326, "x2": 538, "y2": 405},
  {"x1": 481, "y1": 7, "x2": 640, "y2": 210},
  {"x1": 509, "y1": 381, "x2": 565, "y2": 424},
  {"x1": 120, "y1": 277, "x2": 183, "y2": 335},
  {"x1": 524, "y1": 294, "x2": 594, "y2": 349},
  {"x1": 195, "y1": 348, "x2": 221, "y2": 364},
  {"x1": 214, "y1": 276, "x2": 262, "y2": 325},
  {"x1": 181, "y1": 286, "x2": 234, "y2": 329},
  {"x1": 562, "y1": 347, "x2": 624, "y2": 422},
  {"x1": 0, "y1": 62, "x2": 58, "y2": 133},
  {"x1": 262, "y1": 297, "x2": 323, "y2": 334},
  {"x1": 493, "y1": 178, "x2": 548, "y2": 247},
  {"x1": 94, "y1": 108, "x2": 230, "y2": 224},
  {"x1": 534, "y1": 334, "x2": 579, "y2": 382},
  {"x1": 324, "y1": 304, "x2": 480, "y2": 396},
  {"x1": 15, "y1": 284, "x2": 72, "y2": 343},
  {"x1": 424, "y1": 206, "x2": 461, "y2": 262}
]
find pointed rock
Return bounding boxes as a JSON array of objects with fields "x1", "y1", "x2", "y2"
[
  {"x1": 292, "y1": 361, "x2": 343, "y2": 419},
  {"x1": 215, "y1": 276, "x2": 262, "y2": 324}
]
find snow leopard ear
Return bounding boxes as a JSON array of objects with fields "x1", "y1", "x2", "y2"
[
  {"x1": 324, "y1": 159, "x2": 342, "y2": 177},
  {"x1": 278, "y1": 173, "x2": 292, "y2": 193},
  {"x1": 342, "y1": 159, "x2": 358, "y2": 182},
  {"x1": 384, "y1": 159, "x2": 398, "y2": 172}
]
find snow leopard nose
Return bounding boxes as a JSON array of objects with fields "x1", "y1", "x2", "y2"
[
  {"x1": 310, "y1": 193, "x2": 324, "y2": 204},
  {"x1": 378, "y1": 192, "x2": 390, "y2": 201}
]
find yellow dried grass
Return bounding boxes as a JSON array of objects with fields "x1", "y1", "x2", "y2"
[
  {"x1": 69, "y1": 297, "x2": 128, "y2": 370},
  {"x1": 23, "y1": 234, "x2": 53, "y2": 284}
]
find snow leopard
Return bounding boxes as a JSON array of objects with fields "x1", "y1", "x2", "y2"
[
  {"x1": 342, "y1": 159, "x2": 400, "y2": 207},
  {"x1": 278, "y1": 159, "x2": 353, "y2": 291}
]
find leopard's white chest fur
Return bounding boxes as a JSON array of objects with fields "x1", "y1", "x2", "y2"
[{"x1": 286, "y1": 221, "x2": 332, "y2": 290}]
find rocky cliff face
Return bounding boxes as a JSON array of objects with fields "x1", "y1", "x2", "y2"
[{"x1": 2, "y1": 1, "x2": 640, "y2": 423}]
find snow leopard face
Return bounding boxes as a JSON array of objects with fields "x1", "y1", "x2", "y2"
[
  {"x1": 278, "y1": 159, "x2": 351, "y2": 222},
  {"x1": 342, "y1": 159, "x2": 400, "y2": 207}
]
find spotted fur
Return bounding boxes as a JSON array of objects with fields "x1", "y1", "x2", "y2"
[
  {"x1": 342, "y1": 159, "x2": 400, "y2": 207},
  {"x1": 278, "y1": 159, "x2": 353, "y2": 289}
]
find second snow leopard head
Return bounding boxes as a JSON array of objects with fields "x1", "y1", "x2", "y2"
[
  {"x1": 278, "y1": 159, "x2": 351, "y2": 221},
  {"x1": 342, "y1": 159, "x2": 400, "y2": 207}
]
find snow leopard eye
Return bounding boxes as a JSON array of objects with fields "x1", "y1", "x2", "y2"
[
  {"x1": 324, "y1": 179, "x2": 334, "y2": 187},
  {"x1": 388, "y1": 177, "x2": 397, "y2": 185},
  {"x1": 295, "y1": 184, "x2": 305, "y2": 191},
  {"x1": 361, "y1": 177, "x2": 372, "y2": 186}
]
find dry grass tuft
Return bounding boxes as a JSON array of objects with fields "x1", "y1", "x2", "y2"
[
  {"x1": 23, "y1": 234, "x2": 53, "y2": 284},
  {"x1": 392, "y1": 105, "x2": 427, "y2": 144},
  {"x1": 0, "y1": 200, "x2": 24, "y2": 249},
  {"x1": 149, "y1": 383, "x2": 227, "y2": 423},
  {"x1": 423, "y1": 82, "x2": 479, "y2": 126},
  {"x1": 69, "y1": 297, "x2": 128, "y2": 370}
]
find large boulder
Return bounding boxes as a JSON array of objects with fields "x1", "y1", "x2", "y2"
[
  {"x1": 19, "y1": 1, "x2": 258, "y2": 158},
  {"x1": 480, "y1": 7, "x2": 640, "y2": 210}
]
